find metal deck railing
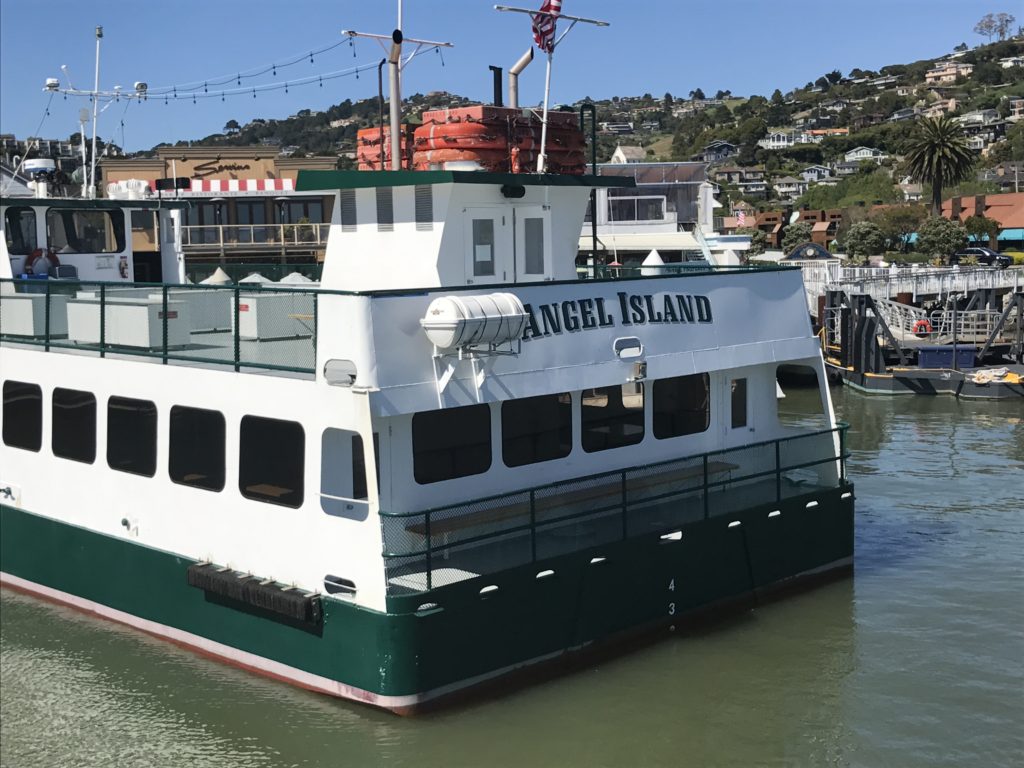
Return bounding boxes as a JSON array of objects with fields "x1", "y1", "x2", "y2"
[
  {"x1": 0, "y1": 277, "x2": 319, "y2": 375},
  {"x1": 379, "y1": 424, "x2": 849, "y2": 594}
]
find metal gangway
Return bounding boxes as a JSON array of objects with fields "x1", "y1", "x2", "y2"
[
  {"x1": 871, "y1": 298, "x2": 1014, "y2": 347},
  {"x1": 802, "y1": 261, "x2": 1024, "y2": 315}
]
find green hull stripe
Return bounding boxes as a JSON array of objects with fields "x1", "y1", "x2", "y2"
[{"x1": 1, "y1": 485, "x2": 853, "y2": 703}]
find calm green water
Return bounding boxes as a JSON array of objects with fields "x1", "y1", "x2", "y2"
[{"x1": 2, "y1": 389, "x2": 1022, "y2": 768}]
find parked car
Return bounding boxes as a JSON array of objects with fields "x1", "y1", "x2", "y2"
[{"x1": 950, "y1": 247, "x2": 1012, "y2": 269}]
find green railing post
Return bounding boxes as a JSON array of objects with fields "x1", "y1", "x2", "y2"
[
  {"x1": 44, "y1": 282, "x2": 51, "y2": 352},
  {"x1": 703, "y1": 454, "x2": 710, "y2": 520},
  {"x1": 312, "y1": 291, "x2": 319, "y2": 373},
  {"x1": 529, "y1": 489, "x2": 537, "y2": 563},
  {"x1": 839, "y1": 425, "x2": 847, "y2": 481},
  {"x1": 620, "y1": 470, "x2": 628, "y2": 539},
  {"x1": 233, "y1": 286, "x2": 241, "y2": 372},
  {"x1": 775, "y1": 440, "x2": 782, "y2": 503},
  {"x1": 161, "y1": 284, "x2": 169, "y2": 364},
  {"x1": 99, "y1": 283, "x2": 106, "y2": 358},
  {"x1": 425, "y1": 511, "x2": 432, "y2": 591}
]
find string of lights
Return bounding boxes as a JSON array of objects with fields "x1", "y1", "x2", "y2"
[{"x1": 137, "y1": 37, "x2": 358, "y2": 97}]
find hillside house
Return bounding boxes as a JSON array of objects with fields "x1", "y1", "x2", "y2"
[
  {"x1": 999, "y1": 55, "x2": 1024, "y2": 69},
  {"x1": 834, "y1": 161, "x2": 863, "y2": 177},
  {"x1": 773, "y1": 176, "x2": 808, "y2": 199},
  {"x1": 921, "y1": 98, "x2": 959, "y2": 118},
  {"x1": 844, "y1": 146, "x2": 889, "y2": 164},
  {"x1": 1010, "y1": 98, "x2": 1024, "y2": 121},
  {"x1": 699, "y1": 140, "x2": 737, "y2": 164},
  {"x1": 889, "y1": 108, "x2": 919, "y2": 122},
  {"x1": 757, "y1": 131, "x2": 795, "y2": 150},
  {"x1": 821, "y1": 98, "x2": 850, "y2": 113},
  {"x1": 801, "y1": 165, "x2": 832, "y2": 183},
  {"x1": 600, "y1": 122, "x2": 635, "y2": 134},
  {"x1": 924, "y1": 62, "x2": 973, "y2": 84}
]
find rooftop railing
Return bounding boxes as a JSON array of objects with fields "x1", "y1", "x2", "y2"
[
  {"x1": 379, "y1": 423, "x2": 849, "y2": 594},
  {"x1": 181, "y1": 223, "x2": 330, "y2": 252}
]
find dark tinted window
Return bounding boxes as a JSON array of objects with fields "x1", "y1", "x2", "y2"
[
  {"x1": 413, "y1": 404, "x2": 491, "y2": 484},
  {"x1": 4, "y1": 207, "x2": 37, "y2": 255},
  {"x1": 653, "y1": 374, "x2": 710, "y2": 440},
  {"x1": 52, "y1": 388, "x2": 96, "y2": 463},
  {"x1": 502, "y1": 393, "x2": 571, "y2": 467},
  {"x1": 239, "y1": 416, "x2": 304, "y2": 507},
  {"x1": 107, "y1": 396, "x2": 157, "y2": 476},
  {"x1": 169, "y1": 406, "x2": 225, "y2": 492},
  {"x1": 581, "y1": 384, "x2": 645, "y2": 453},
  {"x1": 2, "y1": 381, "x2": 42, "y2": 452},
  {"x1": 731, "y1": 378, "x2": 748, "y2": 429}
]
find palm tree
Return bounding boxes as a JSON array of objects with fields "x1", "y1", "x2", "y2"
[{"x1": 905, "y1": 116, "x2": 975, "y2": 216}]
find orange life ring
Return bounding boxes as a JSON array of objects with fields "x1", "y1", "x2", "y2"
[
  {"x1": 24, "y1": 248, "x2": 59, "y2": 275},
  {"x1": 913, "y1": 319, "x2": 933, "y2": 337}
]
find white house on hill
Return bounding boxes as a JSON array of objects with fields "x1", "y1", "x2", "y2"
[{"x1": 610, "y1": 145, "x2": 647, "y2": 164}]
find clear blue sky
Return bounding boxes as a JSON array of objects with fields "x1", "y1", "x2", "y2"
[{"x1": 0, "y1": 0, "x2": 999, "y2": 152}]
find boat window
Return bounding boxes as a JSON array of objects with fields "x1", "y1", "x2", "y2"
[
  {"x1": 2, "y1": 380, "x2": 42, "y2": 452},
  {"x1": 46, "y1": 208, "x2": 125, "y2": 254},
  {"x1": 415, "y1": 185, "x2": 433, "y2": 231},
  {"x1": 775, "y1": 365, "x2": 829, "y2": 430},
  {"x1": 107, "y1": 396, "x2": 157, "y2": 477},
  {"x1": 502, "y1": 393, "x2": 572, "y2": 467},
  {"x1": 320, "y1": 428, "x2": 368, "y2": 503},
  {"x1": 413, "y1": 404, "x2": 492, "y2": 484},
  {"x1": 169, "y1": 406, "x2": 225, "y2": 492},
  {"x1": 376, "y1": 187, "x2": 394, "y2": 232},
  {"x1": 339, "y1": 189, "x2": 357, "y2": 232},
  {"x1": 653, "y1": 374, "x2": 710, "y2": 440},
  {"x1": 52, "y1": 388, "x2": 96, "y2": 464},
  {"x1": 4, "y1": 207, "x2": 37, "y2": 255},
  {"x1": 471, "y1": 219, "x2": 495, "y2": 277},
  {"x1": 523, "y1": 218, "x2": 545, "y2": 275},
  {"x1": 731, "y1": 378, "x2": 748, "y2": 429},
  {"x1": 581, "y1": 384, "x2": 645, "y2": 453},
  {"x1": 239, "y1": 415, "x2": 304, "y2": 508}
]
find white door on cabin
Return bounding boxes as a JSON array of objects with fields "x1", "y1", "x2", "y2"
[
  {"x1": 464, "y1": 207, "x2": 511, "y2": 285},
  {"x1": 513, "y1": 206, "x2": 551, "y2": 282}
]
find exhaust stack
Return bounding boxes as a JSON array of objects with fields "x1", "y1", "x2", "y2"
[
  {"x1": 508, "y1": 48, "x2": 533, "y2": 108},
  {"x1": 388, "y1": 29, "x2": 403, "y2": 171},
  {"x1": 489, "y1": 65, "x2": 503, "y2": 107}
]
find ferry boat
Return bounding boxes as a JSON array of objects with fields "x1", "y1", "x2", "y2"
[{"x1": 0, "y1": 127, "x2": 854, "y2": 716}]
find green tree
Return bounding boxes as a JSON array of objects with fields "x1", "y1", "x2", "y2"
[
  {"x1": 843, "y1": 221, "x2": 886, "y2": 260},
  {"x1": 964, "y1": 214, "x2": 1001, "y2": 248},
  {"x1": 223, "y1": 119, "x2": 240, "y2": 134},
  {"x1": 736, "y1": 227, "x2": 767, "y2": 256},
  {"x1": 973, "y1": 61, "x2": 1003, "y2": 85},
  {"x1": 782, "y1": 222, "x2": 814, "y2": 253},
  {"x1": 916, "y1": 216, "x2": 967, "y2": 260},
  {"x1": 871, "y1": 205, "x2": 927, "y2": 252},
  {"x1": 905, "y1": 116, "x2": 975, "y2": 215}
]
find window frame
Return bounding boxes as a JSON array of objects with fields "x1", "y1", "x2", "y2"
[
  {"x1": 106, "y1": 395, "x2": 158, "y2": 477},
  {"x1": 52, "y1": 387, "x2": 97, "y2": 464},
  {"x1": 580, "y1": 384, "x2": 646, "y2": 453},
  {"x1": 501, "y1": 392, "x2": 572, "y2": 468},
  {"x1": 168, "y1": 405, "x2": 226, "y2": 493},
  {"x1": 238, "y1": 415, "x2": 305, "y2": 508},
  {"x1": 412, "y1": 404, "x2": 492, "y2": 485},
  {"x1": 2, "y1": 380, "x2": 43, "y2": 452},
  {"x1": 652, "y1": 373, "x2": 711, "y2": 441}
]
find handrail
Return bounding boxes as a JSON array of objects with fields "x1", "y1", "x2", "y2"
[
  {"x1": 379, "y1": 424, "x2": 851, "y2": 591},
  {"x1": 180, "y1": 223, "x2": 330, "y2": 248},
  {"x1": 380, "y1": 422, "x2": 849, "y2": 520}
]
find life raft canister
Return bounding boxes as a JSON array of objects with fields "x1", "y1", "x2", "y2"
[{"x1": 913, "y1": 319, "x2": 933, "y2": 337}]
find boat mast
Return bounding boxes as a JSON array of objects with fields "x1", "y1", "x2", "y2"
[
  {"x1": 341, "y1": 3, "x2": 452, "y2": 171},
  {"x1": 89, "y1": 26, "x2": 102, "y2": 199},
  {"x1": 495, "y1": 4, "x2": 608, "y2": 173}
]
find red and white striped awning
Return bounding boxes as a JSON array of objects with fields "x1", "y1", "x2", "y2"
[{"x1": 148, "y1": 177, "x2": 296, "y2": 195}]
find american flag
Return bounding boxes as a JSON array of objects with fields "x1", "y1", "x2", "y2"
[
  {"x1": 737, "y1": 209, "x2": 746, "y2": 227},
  {"x1": 532, "y1": 0, "x2": 562, "y2": 54}
]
